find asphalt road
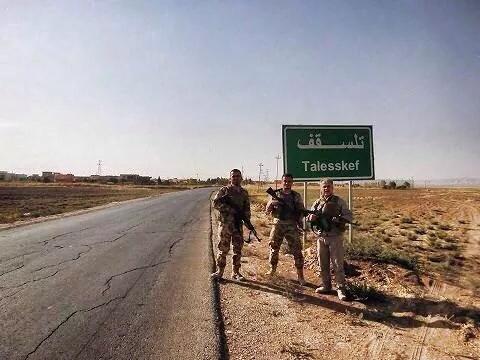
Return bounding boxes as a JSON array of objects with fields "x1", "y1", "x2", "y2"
[{"x1": 0, "y1": 188, "x2": 219, "y2": 360}]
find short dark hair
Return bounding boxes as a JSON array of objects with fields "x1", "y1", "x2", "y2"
[
  {"x1": 321, "y1": 178, "x2": 333, "y2": 185},
  {"x1": 230, "y1": 169, "x2": 242, "y2": 175},
  {"x1": 282, "y1": 173, "x2": 293, "y2": 179}
]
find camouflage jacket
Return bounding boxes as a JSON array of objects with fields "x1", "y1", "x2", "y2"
[
  {"x1": 213, "y1": 185, "x2": 251, "y2": 224},
  {"x1": 311, "y1": 195, "x2": 352, "y2": 234},
  {"x1": 266, "y1": 189, "x2": 305, "y2": 224}
]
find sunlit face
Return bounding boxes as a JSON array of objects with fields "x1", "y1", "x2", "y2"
[
  {"x1": 321, "y1": 182, "x2": 333, "y2": 197},
  {"x1": 282, "y1": 176, "x2": 293, "y2": 190},
  {"x1": 230, "y1": 171, "x2": 242, "y2": 186}
]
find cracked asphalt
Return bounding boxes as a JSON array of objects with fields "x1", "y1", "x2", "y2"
[{"x1": 0, "y1": 188, "x2": 218, "y2": 360}]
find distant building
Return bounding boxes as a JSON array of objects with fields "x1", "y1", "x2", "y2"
[
  {"x1": 42, "y1": 171, "x2": 56, "y2": 182},
  {"x1": 120, "y1": 174, "x2": 140, "y2": 183},
  {"x1": 89, "y1": 175, "x2": 119, "y2": 183},
  {"x1": 0, "y1": 172, "x2": 27, "y2": 181},
  {"x1": 74, "y1": 176, "x2": 91, "y2": 182},
  {"x1": 54, "y1": 173, "x2": 75, "y2": 183}
]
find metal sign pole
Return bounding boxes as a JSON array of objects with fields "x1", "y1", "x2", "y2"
[
  {"x1": 303, "y1": 181, "x2": 307, "y2": 250},
  {"x1": 348, "y1": 180, "x2": 353, "y2": 243}
]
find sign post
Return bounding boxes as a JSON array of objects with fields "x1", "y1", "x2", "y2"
[{"x1": 282, "y1": 125, "x2": 374, "y2": 243}]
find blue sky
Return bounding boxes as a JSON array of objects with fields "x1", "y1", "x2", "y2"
[{"x1": 1, "y1": 1, "x2": 479, "y2": 180}]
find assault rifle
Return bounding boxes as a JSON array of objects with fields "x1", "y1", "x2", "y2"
[
  {"x1": 217, "y1": 195, "x2": 261, "y2": 242},
  {"x1": 266, "y1": 187, "x2": 356, "y2": 234}
]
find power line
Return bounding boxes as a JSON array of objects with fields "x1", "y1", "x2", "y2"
[
  {"x1": 275, "y1": 154, "x2": 281, "y2": 189},
  {"x1": 258, "y1": 163, "x2": 263, "y2": 190}
]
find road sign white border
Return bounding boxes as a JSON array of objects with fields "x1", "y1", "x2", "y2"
[{"x1": 282, "y1": 125, "x2": 375, "y2": 181}]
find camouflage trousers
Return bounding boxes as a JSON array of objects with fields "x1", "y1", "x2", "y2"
[
  {"x1": 216, "y1": 223, "x2": 244, "y2": 271},
  {"x1": 317, "y1": 234, "x2": 345, "y2": 289},
  {"x1": 268, "y1": 221, "x2": 304, "y2": 269}
]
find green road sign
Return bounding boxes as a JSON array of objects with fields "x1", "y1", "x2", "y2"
[{"x1": 282, "y1": 125, "x2": 374, "y2": 181}]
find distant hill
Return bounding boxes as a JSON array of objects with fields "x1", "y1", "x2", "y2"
[{"x1": 421, "y1": 178, "x2": 480, "y2": 186}]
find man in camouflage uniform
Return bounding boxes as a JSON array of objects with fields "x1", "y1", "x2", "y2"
[
  {"x1": 265, "y1": 173, "x2": 306, "y2": 285},
  {"x1": 307, "y1": 179, "x2": 352, "y2": 301},
  {"x1": 211, "y1": 169, "x2": 251, "y2": 281}
]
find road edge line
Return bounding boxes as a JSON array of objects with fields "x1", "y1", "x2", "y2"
[{"x1": 208, "y1": 192, "x2": 229, "y2": 360}]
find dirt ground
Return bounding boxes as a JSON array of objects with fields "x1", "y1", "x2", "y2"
[
  {"x1": 212, "y1": 185, "x2": 480, "y2": 360},
  {"x1": 0, "y1": 183, "x2": 187, "y2": 224}
]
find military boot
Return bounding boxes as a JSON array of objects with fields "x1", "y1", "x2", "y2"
[
  {"x1": 337, "y1": 287, "x2": 348, "y2": 301},
  {"x1": 210, "y1": 267, "x2": 224, "y2": 280},
  {"x1": 296, "y1": 268, "x2": 306, "y2": 286},
  {"x1": 315, "y1": 284, "x2": 332, "y2": 294},
  {"x1": 265, "y1": 264, "x2": 277, "y2": 276},
  {"x1": 232, "y1": 267, "x2": 245, "y2": 282}
]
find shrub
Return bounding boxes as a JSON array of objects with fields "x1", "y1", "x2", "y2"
[
  {"x1": 345, "y1": 235, "x2": 418, "y2": 270},
  {"x1": 428, "y1": 254, "x2": 446, "y2": 263},
  {"x1": 436, "y1": 231, "x2": 448, "y2": 239},
  {"x1": 407, "y1": 232, "x2": 418, "y2": 241},
  {"x1": 442, "y1": 243, "x2": 458, "y2": 251},
  {"x1": 348, "y1": 281, "x2": 386, "y2": 302},
  {"x1": 438, "y1": 224, "x2": 452, "y2": 231},
  {"x1": 414, "y1": 227, "x2": 426, "y2": 235},
  {"x1": 400, "y1": 216, "x2": 413, "y2": 224}
]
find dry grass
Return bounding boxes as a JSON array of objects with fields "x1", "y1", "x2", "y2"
[
  {"x1": 0, "y1": 183, "x2": 187, "y2": 223},
  {"x1": 246, "y1": 183, "x2": 480, "y2": 287}
]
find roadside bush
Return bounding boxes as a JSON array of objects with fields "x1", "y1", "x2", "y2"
[
  {"x1": 442, "y1": 243, "x2": 458, "y2": 251},
  {"x1": 428, "y1": 254, "x2": 446, "y2": 263},
  {"x1": 348, "y1": 281, "x2": 386, "y2": 302},
  {"x1": 407, "y1": 232, "x2": 418, "y2": 241},
  {"x1": 438, "y1": 223, "x2": 452, "y2": 231},
  {"x1": 414, "y1": 227, "x2": 426, "y2": 235},
  {"x1": 345, "y1": 235, "x2": 418, "y2": 270},
  {"x1": 436, "y1": 231, "x2": 448, "y2": 239}
]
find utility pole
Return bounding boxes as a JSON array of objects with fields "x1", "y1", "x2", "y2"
[
  {"x1": 275, "y1": 154, "x2": 281, "y2": 189},
  {"x1": 97, "y1": 160, "x2": 102, "y2": 176},
  {"x1": 265, "y1": 169, "x2": 270, "y2": 183},
  {"x1": 258, "y1": 163, "x2": 263, "y2": 190}
]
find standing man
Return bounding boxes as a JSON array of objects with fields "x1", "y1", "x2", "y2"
[
  {"x1": 211, "y1": 169, "x2": 251, "y2": 281},
  {"x1": 307, "y1": 179, "x2": 352, "y2": 301},
  {"x1": 265, "y1": 173, "x2": 306, "y2": 285}
]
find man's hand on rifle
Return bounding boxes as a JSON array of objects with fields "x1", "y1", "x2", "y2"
[
  {"x1": 307, "y1": 213, "x2": 317, "y2": 222},
  {"x1": 331, "y1": 216, "x2": 341, "y2": 224},
  {"x1": 266, "y1": 200, "x2": 280, "y2": 214}
]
